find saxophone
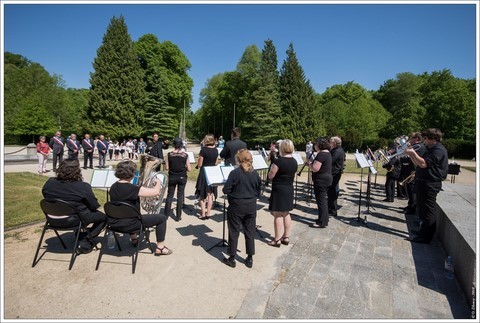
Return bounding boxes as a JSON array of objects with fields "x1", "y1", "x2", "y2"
[{"x1": 137, "y1": 154, "x2": 168, "y2": 214}]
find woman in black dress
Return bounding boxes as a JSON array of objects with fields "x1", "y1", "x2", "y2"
[
  {"x1": 267, "y1": 139, "x2": 298, "y2": 247},
  {"x1": 308, "y1": 137, "x2": 332, "y2": 228},
  {"x1": 165, "y1": 137, "x2": 191, "y2": 222},
  {"x1": 195, "y1": 134, "x2": 219, "y2": 220}
]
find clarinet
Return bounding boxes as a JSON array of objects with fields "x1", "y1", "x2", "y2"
[{"x1": 297, "y1": 151, "x2": 314, "y2": 176}]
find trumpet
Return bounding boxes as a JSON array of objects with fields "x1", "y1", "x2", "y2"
[
  {"x1": 384, "y1": 143, "x2": 422, "y2": 162},
  {"x1": 399, "y1": 171, "x2": 415, "y2": 186}
]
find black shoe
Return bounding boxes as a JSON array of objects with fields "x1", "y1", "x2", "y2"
[
  {"x1": 175, "y1": 216, "x2": 182, "y2": 222},
  {"x1": 406, "y1": 236, "x2": 430, "y2": 244},
  {"x1": 245, "y1": 256, "x2": 253, "y2": 268},
  {"x1": 329, "y1": 211, "x2": 338, "y2": 217},
  {"x1": 223, "y1": 257, "x2": 236, "y2": 268},
  {"x1": 89, "y1": 166, "x2": 94, "y2": 169},
  {"x1": 77, "y1": 244, "x2": 93, "y2": 254},
  {"x1": 82, "y1": 167, "x2": 87, "y2": 169}
]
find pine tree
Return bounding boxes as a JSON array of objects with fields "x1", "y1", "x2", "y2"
[
  {"x1": 87, "y1": 15, "x2": 145, "y2": 140},
  {"x1": 243, "y1": 39, "x2": 282, "y2": 145},
  {"x1": 279, "y1": 43, "x2": 324, "y2": 146}
]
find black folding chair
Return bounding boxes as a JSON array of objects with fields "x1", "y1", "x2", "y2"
[
  {"x1": 32, "y1": 198, "x2": 93, "y2": 270},
  {"x1": 95, "y1": 201, "x2": 154, "y2": 274}
]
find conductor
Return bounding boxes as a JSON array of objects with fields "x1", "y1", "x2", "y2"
[{"x1": 220, "y1": 127, "x2": 247, "y2": 166}]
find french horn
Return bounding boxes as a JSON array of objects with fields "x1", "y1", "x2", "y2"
[{"x1": 137, "y1": 154, "x2": 168, "y2": 214}]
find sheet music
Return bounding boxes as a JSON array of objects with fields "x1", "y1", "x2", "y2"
[
  {"x1": 90, "y1": 170, "x2": 109, "y2": 187},
  {"x1": 221, "y1": 165, "x2": 235, "y2": 181},
  {"x1": 252, "y1": 154, "x2": 269, "y2": 170},
  {"x1": 369, "y1": 166, "x2": 378, "y2": 174},
  {"x1": 292, "y1": 152, "x2": 304, "y2": 165},
  {"x1": 186, "y1": 151, "x2": 195, "y2": 163},
  {"x1": 204, "y1": 165, "x2": 225, "y2": 186},
  {"x1": 354, "y1": 153, "x2": 371, "y2": 168},
  {"x1": 105, "y1": 170, "x2": 119, "y2": 188}
]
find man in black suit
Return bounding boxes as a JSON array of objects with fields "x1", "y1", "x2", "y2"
[
  {"x1": 81, "y1": 133, "x2": 95, "y2": 169},
  {"x1": 147, "y1": 133, "x2": 164, "y2": 160},
  {"x1": 66, "y1": 133, "x2": 81, "y2": 160},
  {"x1": 49, "y1": 130, "x2": 65, "y2": 172},
  {"x1": 220, "y1": 127, "x2": 247, "y2": 166}
]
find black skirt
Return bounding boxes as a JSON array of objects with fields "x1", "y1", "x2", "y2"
[{"x1": 268, "y1": 183, "x2": 294, "y2": 212}]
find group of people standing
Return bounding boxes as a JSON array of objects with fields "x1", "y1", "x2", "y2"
[{"x1": 381, "y1": 129, "x2": 449, "y2": 244}]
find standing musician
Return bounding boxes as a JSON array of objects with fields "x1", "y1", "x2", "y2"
[
  {"x1": 81, "y1": 133, "x2": 95, "y2": 169},
  {"x1": 66, "y1": 133, "x2": 81, "y2": 160},
  {"x1": 49, "y1": 130, "x2": 65, "y2": 172},
  {"x1": 401, "y1": 132, "x2": 427, "y2": 215},
  {"x1": 404, "y1": 128, "x2": 448, "y2": 244},
  {"x1": 220, "y1": 127, "x2": 247, "y2": 166},
  {"x1": 164, "y1": 137, "x2": 191, "y2": 222},
  {"x1": 147, "y1": 133, "x2": 165, "y2": 161},
  {"x1": 96, "y1": 134, "x2": 108, "y2": 168},
  {"x1": 327, "y1": 136, "x2": 345, "y2": 217},
  {"x1": 382, "y1": 144, "x2": 402, "y2": 202}
]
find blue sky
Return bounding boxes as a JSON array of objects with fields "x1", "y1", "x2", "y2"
[{"x1": 3, "y1": 1, "x2": 477, "y2": 111}]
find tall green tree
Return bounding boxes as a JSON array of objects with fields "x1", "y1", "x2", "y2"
[
  {"x1": 279, "y1": 43, "x2": 323, "y2": 146},
  {"x1": 87, "y1": 15, "x2": 145, "y2": 140},
  {"x1": 320, "y1": 82, "x2": 390, "y2": 148},
  {"x1": 243, "y1": 39, "x2": 282, "y2": 145}
]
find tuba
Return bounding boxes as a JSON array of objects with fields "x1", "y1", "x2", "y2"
[{"x1": 137, "y1": 154, "x2": 168, "y2": 214}]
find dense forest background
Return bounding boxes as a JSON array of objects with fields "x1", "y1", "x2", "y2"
[{"x1": 4, "y1": 16, "x2": 476, "y2": 158}]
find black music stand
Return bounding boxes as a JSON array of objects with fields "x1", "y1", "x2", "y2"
[
  {"x1": 354, "y1": 153, "x2": 371, "y2": 226},
  {"x1": 292, "y1": 153, "x2": 305, "y2": 207},
  {"x1": 363, "y1": 164, "x2": 378, "y2": 222},
  {"x1": 205, "y1": 165, "x2": 234, "y2": 251}
]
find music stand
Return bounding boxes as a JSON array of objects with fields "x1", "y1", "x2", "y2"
[
  {"x1": 204, "y1": 165, "x2": 234, "y2": 251},
  {"x1": 90, "y1": 168, "x2": 120, "y2": 201},
  {"x1": 292, "y1": 152, "x2": 304, "y2": 207},
  {"x1": 354, "y1": 153, "x2": 371, "y2": 226},
  {"x1": 364, "y1": 163, "x2": 378, "y2": 221}
]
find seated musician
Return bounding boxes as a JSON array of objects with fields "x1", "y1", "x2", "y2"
[{"x1": 109, "y1": 161, "x2": 172, "y2": 256}]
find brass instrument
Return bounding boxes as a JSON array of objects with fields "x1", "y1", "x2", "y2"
[
  {"x1": 399, "y1": 171, "x2": 415, "y2": 186},
  {"x1": 377, "y1": 149, "x2": 393, "y2": 172},
  {"x1": 137, "y1": 154, "x2": 168, "y2": 214}
]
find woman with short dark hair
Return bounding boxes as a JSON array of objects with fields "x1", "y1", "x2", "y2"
[
  {"x1": 42, "y1": 159, "x2": 106, "y2": 253},
  {"x1": 308, "y1": 137, "x2": 333, "y2": 228},
  {"x1": 109, "y1": 160, "x2": 172, "y2": 256}
]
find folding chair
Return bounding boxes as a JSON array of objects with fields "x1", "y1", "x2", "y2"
[
  {"x1": 32, "y1": 198, "x2": 92, "y2": 270},
  {"x1": 95, "y1": 201, "x2": 154, "y2": 274}
]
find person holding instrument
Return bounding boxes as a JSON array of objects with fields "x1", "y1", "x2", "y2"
[
  {"x1": 222, "y1": 149, "x2": 261, "y2": 268},
  {"x1": 382, "y1": 144, "x2": 402, "y2": 202},
  {"x1": 109, "y1": 160, "x2": 172, "y2": 256},
  {"x1": 404, "y1": 128, "x2": 448, "y2": 244},
  {"x1": 308, "y1": 137, "x2": 332, "y2": 228},
  {"x1": 164, "y1": 137, "x2": 191, "y2": 222},
  {"x1": 402, "y1": 132, "x2": 427, "y2": 215},
  {"x1": 327, "y1": 136, "x2": 345, "y2": 216},
  {"x1": 267, "y1": 139, "x2": 297, "y2": 246}
]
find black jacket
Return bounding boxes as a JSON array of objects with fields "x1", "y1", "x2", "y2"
[{"x1": 220, "y1": 138, "x2": 247, "y2": 166}]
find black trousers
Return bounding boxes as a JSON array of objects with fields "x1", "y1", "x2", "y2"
[
  {"x1": 327, "y1": 173, "x2": 342, "y2": 212},
  {"x1": 416, "y1": 181, "x2": 441, "y2": 242},
  {"x1": 98, "y1": 152, "x2": 106, "y2": 167},
  {"x1": 84, "y1": 151, "x2": 93, "y2": 168},
  {"x1": 385, "y1": 176, "x2": 396, "y2": 200},
  {"x1": 109, "y1": 214, "x2": 167, "y2": 242},
  {"x1": 165, "y1": 176, "x2": 187, "y2": 218},
  {"x1": 48, "y1": 210, "x2": 106, "y2": 248},
  {"x1": 52, "y1": 152, "x2": 64, "y2": 171},
  {"x1": 227, "y1": 198, "x2": 257, "y2": 257},
  {"x1": 313, "y1": 184, "x2": 329, "y2": 227},
  {"x1": 406, "y1": 180, "x2": 417, "y2": 211}
]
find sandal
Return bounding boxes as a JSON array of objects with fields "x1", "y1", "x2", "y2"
[
  {"x1": 267, "y1": 239, "x2": 281, "y2": 248},
  {"x1": 281, "y1": 237, "x2": 290, "y2": 246},
  {"x1": 155, "y1": 246, "x2": 173, "y2": 256}
]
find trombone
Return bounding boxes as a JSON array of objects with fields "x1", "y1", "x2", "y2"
[{"x1": 399, "y1": 171, "x2": 415, "y2": 186}]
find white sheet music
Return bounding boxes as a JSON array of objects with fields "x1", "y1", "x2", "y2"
[
  {"x1": 252, "y1": 154, "x2": 269, "y2": 170},
  {"x1": 204, "y1": 165, "x2": 225, "y2": 186},
  {"x1": 187, "y1": 151, "x2": 195, "y2": 163},
  {"x1": 292, "y1": 152, "x2": 304, "y2": 165},
  {"x1": 221, "y1": 165, "x2": 235, "y2": 181},
  {"x1": 105, "y1": 170, "x2": 119, "y2": 187},
  {"x1": 90, "y1": 170, "x2": 109, "y2": 187},
  {"x1": 354, "y1": 153, "x2": 371, "y2": 168}
]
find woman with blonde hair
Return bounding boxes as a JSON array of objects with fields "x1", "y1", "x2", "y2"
[
  {"x1": 195, "y1": 134, "x2": 219, "y2": 219},
  {"x1": 267, "y1": 139, "x2": 298, "y2": 247},
  {"x1": 222, "y1": 149, "x2": 261, "y2": 268}
]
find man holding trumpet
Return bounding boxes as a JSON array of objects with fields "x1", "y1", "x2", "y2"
[{"x1": 404, "y1": 128, "x2": 448, "y2": 244}]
